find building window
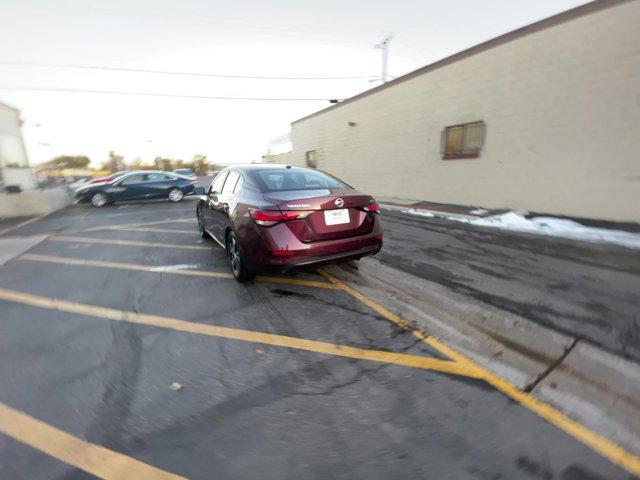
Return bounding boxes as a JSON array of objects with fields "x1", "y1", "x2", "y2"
[
  {"x1": 305, "y1": 150, "x2": 317, "y2": 169},
  {"x1": 441, "y1": 121, "x2": 485, "y2": 159}
]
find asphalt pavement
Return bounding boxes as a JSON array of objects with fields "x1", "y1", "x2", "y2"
[
  {"x1": 378, "y1": 209, "x2": 640, "y2": 362},
  {"x1": 0, "y1": 201, "x2": 637, "y2": 479}
]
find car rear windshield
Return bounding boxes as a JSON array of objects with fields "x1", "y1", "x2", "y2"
[{"x1": 255, "y1": 169, "x2": 346, "y2": 192}]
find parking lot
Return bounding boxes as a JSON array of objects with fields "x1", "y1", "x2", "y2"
[{"x1": 0, "y1": 201, "x2": 637, "y2": 479}]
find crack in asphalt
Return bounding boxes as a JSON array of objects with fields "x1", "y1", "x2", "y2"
[
  {"x1": 523, "y1": 339, "x2": 579, "y2": 393},
  {"x1": 120, "y1": 337, "x2": 428, "y2": 455},
  {"x1": 77, "y1": 269, "x2": 163, "y2": 452}
]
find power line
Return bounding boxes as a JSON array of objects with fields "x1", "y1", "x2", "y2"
[
  {"x1": 81, "y1": 0, "x2": 376, "y2": 48},
  {"x1": 0, "y1": 61, "x2": 377, "y2": 81},
  {"x1": 0, "y1": 85, "x2": 341, "y2": 102}
]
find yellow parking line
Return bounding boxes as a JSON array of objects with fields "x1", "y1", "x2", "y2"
[
  {"x1": 49, "y1": 235, "x2": 211, "y2": 250},
  {"x1": 0, "y1": 287, "x2": 479, "y2": 378},
  {"x1": 83, "y1": 219, "x2": 195, "y2": 232},
  {"x1": 254, "y1": 274, "x2": 340, "y2": 289},
  {"x1": 20, "y1": 253, "x2": 339, "y2": 290},
  {"x1": 22, "y1": 253, "x2": 233, "y2": 278},
  {"x1": 0, "y1": 213, "x2": 49, "y2": 237},
  {"x1": 0, "y1": 401, "x2": 185, "y2": 479},
  {"x1": 316, "y1": 268, "x2": 640, "y2": 477},
  {"x1": 76, "y1": 206, "x2": 195, "y2": 217}
]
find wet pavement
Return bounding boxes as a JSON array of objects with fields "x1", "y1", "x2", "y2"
[
  {"x1": 378, "y1": 209, "x2": 640, "y2": 362},
  {"x1": 0, "y1": 202, "x2": 636, "y2": 479}
]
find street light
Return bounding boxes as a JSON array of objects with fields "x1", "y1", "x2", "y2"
[{"x1": 374, "y1": 33, "x2": 395, "y2": 84}]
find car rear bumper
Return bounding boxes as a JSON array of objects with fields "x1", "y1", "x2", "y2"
[
  {"x1": 245, "y1": 219, "x2": 383, "y2": 273},
  {"x1": 280, "y1": 243, "x2": 382, "y2": 272}
]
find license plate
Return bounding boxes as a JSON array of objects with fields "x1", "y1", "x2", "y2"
[{"x1": 324, "y1": 208, "x2": 350, "y2": 225}]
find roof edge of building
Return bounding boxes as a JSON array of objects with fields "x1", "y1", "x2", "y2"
[
  {"x1": 291, "y1": 0, "x2": 631, "y2": 125},
  {"x1": 0, "y1": 99, "x2": 21, "y2": 114}
]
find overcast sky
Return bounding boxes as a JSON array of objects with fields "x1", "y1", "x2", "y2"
[{"x1": 0, "y1": 0, "x2": 588, "y2": 168}]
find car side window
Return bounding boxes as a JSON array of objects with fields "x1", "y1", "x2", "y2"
[
  {"x1": 146, "y1": 173, "x2": 168, "y2": 182},
  {"x1": 221, "y1": 171, "x2": 240, "y2": 196},
  {"x1": 121, "y1": 174, "x2": 146, "y2": 185},
  {"x1": 209, "y1": 171, "x2": 228, "y2": 194}
]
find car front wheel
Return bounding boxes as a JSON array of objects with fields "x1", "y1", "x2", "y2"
[
  {"x1": 91, "y1": 192, "x2": 108, "y2": 207},
  {"x1": 197, "y1": 209, "x2": 208, "y2": 239},
  {"x1": 226, "y1": 231, "x2": 255, "y2": 282},
  {"x1": 168, "y1": 188, "x2": 184, "y2": 202}
]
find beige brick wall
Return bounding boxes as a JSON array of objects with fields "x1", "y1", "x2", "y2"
[
  {"x1": 289, "y1": 1, "x2": 640, "y2": 222},
  {"x1": 262, "y1": 152, "x2": 292, "y2": 165}
]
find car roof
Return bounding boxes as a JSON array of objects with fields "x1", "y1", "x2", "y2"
[
  {"x1": 121, "y1": 170, "x2": 171, "y2": 175},
  {"x1": 224, "y1": 164, "x2": 310, "y2": 173}
]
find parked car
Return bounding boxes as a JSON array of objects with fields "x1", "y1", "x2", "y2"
[
  {"x1": 87, "y1": 170, "x2": 130, "y2": 186},
  {"x1": 75, "y1": 170, "x2": 198, "y2": 206},
  {"x1": 173, "y1": 168, "x2": 197, "y2": 179},
  {"x1": 195, "y1": 164, "x2": 382, "y2": 281}
]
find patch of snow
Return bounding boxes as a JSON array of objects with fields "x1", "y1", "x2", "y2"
[
  {"x1": 403, "y1": 210, "x2": 640, "y2": 249},
  {"x1": 149, "y1": 264, "x2": 203, "y2": 272},
  {"x1": 403, "y1": 208, "x2": 434, "y2": 218},
  {"x1": 469, "y1": 208, "x2": 489, "y2": 215}
]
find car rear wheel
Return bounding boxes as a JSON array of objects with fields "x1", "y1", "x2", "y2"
[
  {"x1": 91, "y1": 192, "x2": 108, "y2": 207},
  {"x1": 168, "y1": 188, "x2": 184, "y2": 202},
  {"x1": 226, "y1": 231, "x2": 255, "y2": 282}
]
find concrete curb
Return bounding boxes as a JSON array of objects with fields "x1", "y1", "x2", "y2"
[
  {"x1": 324, "y1": 257, "x2": 640, "y2": 456},
  {"x1": 0, "y1": 235, "x2": 49, "y2": 266}
]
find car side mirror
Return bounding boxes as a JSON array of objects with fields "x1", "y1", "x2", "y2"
[{"x1": 193, "y1": 187, "x2": 205, "y2": 195}]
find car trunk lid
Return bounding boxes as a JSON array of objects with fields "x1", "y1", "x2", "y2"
[{"x1": 263, "y1": 188, "x2": 377, "y2": 243}]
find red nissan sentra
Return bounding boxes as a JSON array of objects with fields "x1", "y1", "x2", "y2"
[{"x1": 196, "y1": 164, "x2": 383, "y2": 281}]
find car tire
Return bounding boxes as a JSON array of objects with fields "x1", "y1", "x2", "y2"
[
  {"x1": 197, "y1": 209, "x2": 209, "y2": 239},
  {"x1": 226, "y1": 231, "x2": 255, "y2": 282},
  {"x1": 168, "y1": 188, "x2": 184, "y2": 202},
  {"x1": 91, "y1": 192, "x2": 109, "y2": 207}
]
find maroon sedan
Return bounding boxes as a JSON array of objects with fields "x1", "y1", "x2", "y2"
[{"x1": 196, "y1": 165, "x2": 383, "y2": 281}]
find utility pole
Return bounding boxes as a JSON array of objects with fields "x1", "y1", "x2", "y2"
[{"x1": 374, "y1": 33, "x2": 395, "y2": 83}]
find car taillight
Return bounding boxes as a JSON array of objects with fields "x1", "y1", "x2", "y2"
[
  {"x1": 249, "y1": 209, "x2": 312, "y2": 227},
  {"x1": 363, "y1": 203, "x2": 380, "y2": 214},
  {"x1": 250, "y1": 209, "x2": 282, "y2": 226}
]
